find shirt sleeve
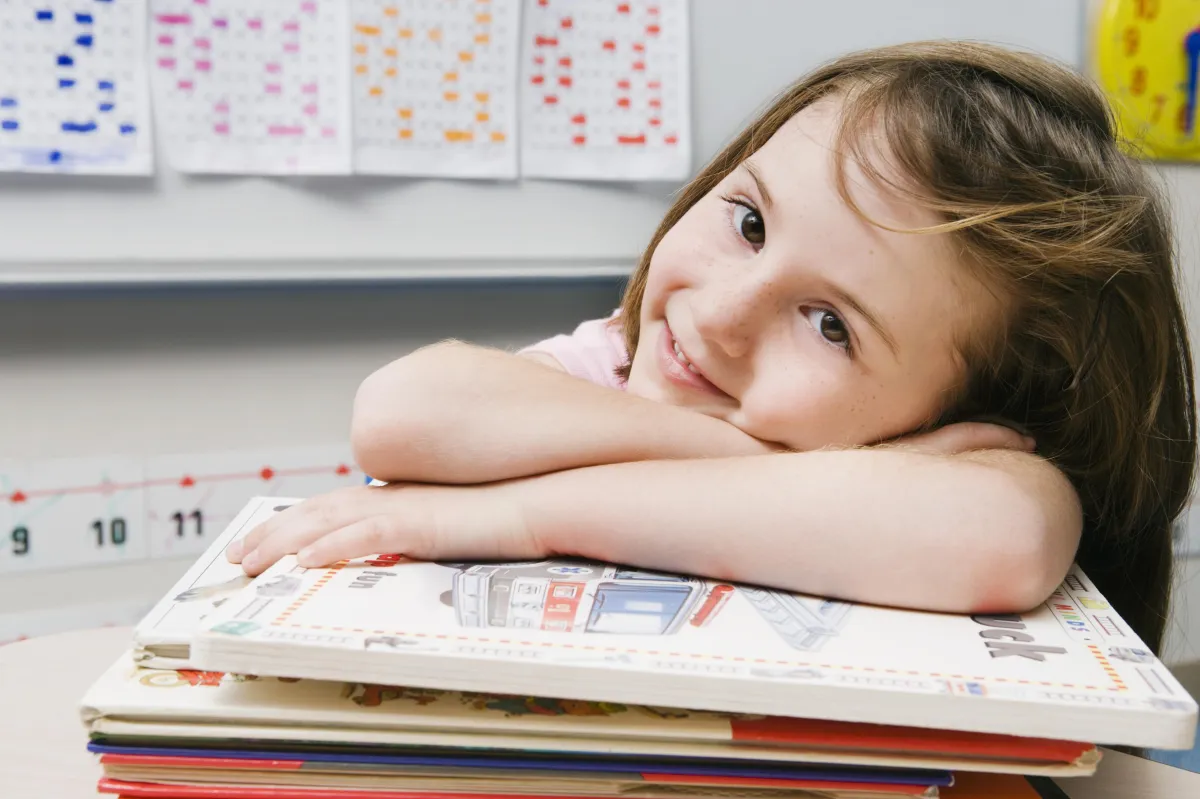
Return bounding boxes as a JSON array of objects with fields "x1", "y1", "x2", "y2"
[{"x1": 518, "y1": 312, "x2": 629, "y2": 391}]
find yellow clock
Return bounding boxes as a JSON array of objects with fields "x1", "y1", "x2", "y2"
[{"x1": 1095, "y1": 0, "x2": 1200, "y2": 160}]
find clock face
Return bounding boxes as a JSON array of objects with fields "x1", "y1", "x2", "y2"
[{"x1": 1096, "y1": 0, "x2": 1200, "y2": 158}]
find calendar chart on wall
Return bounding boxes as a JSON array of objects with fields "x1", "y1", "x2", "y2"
[
  {"x1": 0, "y1": 0, "x2": 153, "y2": 174},
  {"x1": 519, "y1": 0, "x2": 690, "y2": 181},
  {"x1": 148, "y1": 0, "x2": 353, "y2": 174},
  {"x1": 350, "y1": 0, "x2": 521, "y2": 178}
]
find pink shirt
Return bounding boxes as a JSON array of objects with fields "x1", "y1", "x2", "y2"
[{"x1": 520, "y1": 312, "x2": 629, "y2": 391}]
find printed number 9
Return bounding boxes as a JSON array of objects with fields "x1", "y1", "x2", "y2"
[{"x1": 11, "y1": 526, "x2": 29, "y2": 556}]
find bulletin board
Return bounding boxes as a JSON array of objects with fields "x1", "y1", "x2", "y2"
[{"x1": 0, "y1": 0, "x2": 1085, "y2": 287}]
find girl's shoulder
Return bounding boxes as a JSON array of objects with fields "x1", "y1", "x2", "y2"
[{"x1": 518, "y1": 310, "x2": 628, "y2": 390}]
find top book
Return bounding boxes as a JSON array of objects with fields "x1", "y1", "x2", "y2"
[{"x1": 186, "y1": 498, "x2": 1198, "y2": 752}]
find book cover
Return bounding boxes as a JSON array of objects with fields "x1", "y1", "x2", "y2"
[
  {"x1": 133, "y1": 496, "x2": 299, "y2": 668},
  {"x1": 78, "y1": 653, "x2": 1094, "y2": 777},
  {"x1": 190, "y1": 547, "x2": 1198, "y2": 750}
]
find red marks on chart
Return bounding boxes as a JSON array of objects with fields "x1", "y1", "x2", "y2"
[
  {"x1": 602, "y1": 40, "x2": 616, "y2": 51},
  {"x1": 616, "y1": 97, "x2": 631, "y2": 108},
  {"x1": 9, "y1": 491, "x2": 27, "y2": 504},
  {"x1": 336, "y1": 464, "x2": 351, "y2": 476},
  {"x1": 535, "y1": 35, "x2": 558, "y2": 47},
  {"x1": 544, "y1": 95, "x2": 559, "y2": 105},
  {"x1": 561, "y1": 17, "x2": 573, "y2": 30},
  {"x1": 617, "y1": 3, "x2": 631, "y2": 13},
  {"x1": 260, "y1": 467, "x2": 276, "y2": 481},
  {"x1": 571, "y1": 114, "x2": 587, "y2": 124},
  {"x1": 179, "y1": 475, "x2": 196, "y2": 488},
  {"x1": 618, "y1": 134, "x2": 646, "y2": 145}
]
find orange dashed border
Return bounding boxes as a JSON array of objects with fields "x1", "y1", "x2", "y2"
[{"x1": 267, "y1": 564, "x2": 1130, "y2": 692}]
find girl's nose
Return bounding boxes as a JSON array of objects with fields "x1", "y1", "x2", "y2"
[{"x1": 690, "y1": 270, "x2": 776, "y2": 360}]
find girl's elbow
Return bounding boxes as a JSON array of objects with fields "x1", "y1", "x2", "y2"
[{"x1": 972, "y1": 471, "x2": 1082, "y2": 614}]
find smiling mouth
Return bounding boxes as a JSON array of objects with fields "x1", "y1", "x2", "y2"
[{"x1": 662, "y1": 324, "x2": 731, "y2": 398}]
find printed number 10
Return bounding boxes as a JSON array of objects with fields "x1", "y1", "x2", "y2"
[{"x1": 94, "y1": 518, "x2": 127, "y2": 547}]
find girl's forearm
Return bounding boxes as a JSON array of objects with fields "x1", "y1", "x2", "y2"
[
  {"x1": 351, "y1": 341, "x2": 776, "y2": 484},
  {"x1": 518, "y1": 448, "x2": 1081, "y2": 615}
]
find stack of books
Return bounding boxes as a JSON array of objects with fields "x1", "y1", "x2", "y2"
[{"x1": 79, "y1": 496, "x2": 1198, "y2": 799}]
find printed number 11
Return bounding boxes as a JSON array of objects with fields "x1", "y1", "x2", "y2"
[{"x1": 173, "y1": 509, "x2": 203, "y2": 538}]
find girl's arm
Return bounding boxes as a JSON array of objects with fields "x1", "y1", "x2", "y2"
[
  {"x1": 234, "y1": 443, "x2": 1081, "y2": 614},
  {"x1": 350, "y1": 340, "x2": 779, "y2": 484},
  {"x1": 519, "y1": 446, "x2": 1082, "y2": 614}
]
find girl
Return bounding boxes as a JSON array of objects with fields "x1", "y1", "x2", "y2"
[{"x1": 229, "y1": 41, "x2": 1196, "y2": 655}]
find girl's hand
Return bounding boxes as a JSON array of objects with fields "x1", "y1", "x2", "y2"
[
  {"x1": 883, "y1": 421, "x2": 1036, "y2": 457},
  {"x1": 225, "y1": 482, "x2": 540, "y2": 577}
]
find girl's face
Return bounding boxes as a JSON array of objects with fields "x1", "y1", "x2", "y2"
[{"x1": 626, "y1": 97, "x2": 997, "y2": 450}]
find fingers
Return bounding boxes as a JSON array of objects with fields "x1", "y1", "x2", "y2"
[
  {"x1": 226, "y1": 487, "x2": 390, "y2": 576},
  {"x1": 296, "y1": 515, "x2": 425, "y2": 570},
  {"x1": 893, "y1": 422, "x2": 1036, "y2": 457}
]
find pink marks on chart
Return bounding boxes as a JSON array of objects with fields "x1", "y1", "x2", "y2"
[{"x1": 149, "y1": 0, "x2": 351, "y2": 173}]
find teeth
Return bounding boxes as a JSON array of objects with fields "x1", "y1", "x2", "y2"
[{"x1": 672, "y1": 338, "x2": 700, "y2": 373}]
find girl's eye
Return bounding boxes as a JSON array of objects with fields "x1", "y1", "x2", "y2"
[
  {"x1": 805, "y1": 307, "x2": 851, "y2": 351},
  {"x1": 727, "y1": 199, "x2": 765, "y2": 246}
]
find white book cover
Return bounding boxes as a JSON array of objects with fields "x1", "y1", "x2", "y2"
[
  {"x1": 190, "y1": 550, "x2": 1199, "y2": 751},
  {"x1": 133, "y1": 495, "x2": 299, "y2": 668}
]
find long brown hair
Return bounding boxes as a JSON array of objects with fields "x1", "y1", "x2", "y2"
[{"x1": 616, "y1": 41, "x2": 1196, "y2": 654}]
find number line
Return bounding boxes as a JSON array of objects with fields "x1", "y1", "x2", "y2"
[{"x1": 6, "y1": 463, "x2": 354, "y2": 503}]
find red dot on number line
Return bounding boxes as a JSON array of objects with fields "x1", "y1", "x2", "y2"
[
  {"x1": 336, "y1": 464, "x2": 351, "y2": 476},
  {"x1": 179, "y1": 475, "x2": 196, "y2": 487},
  {"x1": 9, "y1": 490, "x2": 26, "y2": 504},
  {"x1": 260, "y1": 467, "x2": 275, "y2": 481}
]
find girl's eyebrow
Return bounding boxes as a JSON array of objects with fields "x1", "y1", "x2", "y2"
[
  {"x1": 742, "y1": 162, "x2": 774, "y2": 210},
  {"x1": 825, "y1": 282, "x2": 899, "y2": 359}
]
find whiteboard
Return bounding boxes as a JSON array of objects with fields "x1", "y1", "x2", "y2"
[{"x1": 0, "y1": 0, "x2": 1084, "y2": 286}]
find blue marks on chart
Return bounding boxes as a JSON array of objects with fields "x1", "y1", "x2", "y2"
[
  {"x1": 76, "y1": 34, "x2": 94, "y2": 48},
  {"x1": 0, "y1": 99, "x2": 16, "y2": 109},
  {"x1": 2, "y1": 122, "x2": 19, "y2": 131},
  {"x1": 119, "y1": 124, "x2": 136, "y2": 135},
  {"x1": 59, "y1": 78, "x2": 76, "y2": 89},
  {"x1": 35, "y1": 10, "x2": 53, "y2": 22},
  {"x1": 57, "y1": 54, "x2": 74, "y2": 67},
  {"x1": 98, "y1": 80, "x2": 114, "y2": 91},
  {"x1": 76, "y1": 13, "x2": 94, "y2": 25},
  {"x1": 98, "y1": 102, "x2": 114, "y2": 113},
  {"x1": 62, "y1": 121, "x2": 98, "y2": 134}
]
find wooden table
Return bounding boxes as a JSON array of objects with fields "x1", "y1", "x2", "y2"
[{"x1": 1, "y1": 626, "x2": 1198, "y2": 798}]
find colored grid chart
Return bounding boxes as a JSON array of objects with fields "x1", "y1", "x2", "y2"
[
  {"x1": 149, "y1": 0, "x2": 352, "y2": 173},
  {"x1": 351, "y1": 0, "x2": 521, "y2": 178},
  {"x1": 0, "y1": 0, "x2": 153, "y2": 174},
  {"x1": 0, "y1": 446, "x2": 364, "y2": 575},
  {"x1": 519, "y1": 0, "x2": 690, "y2": 181}
]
